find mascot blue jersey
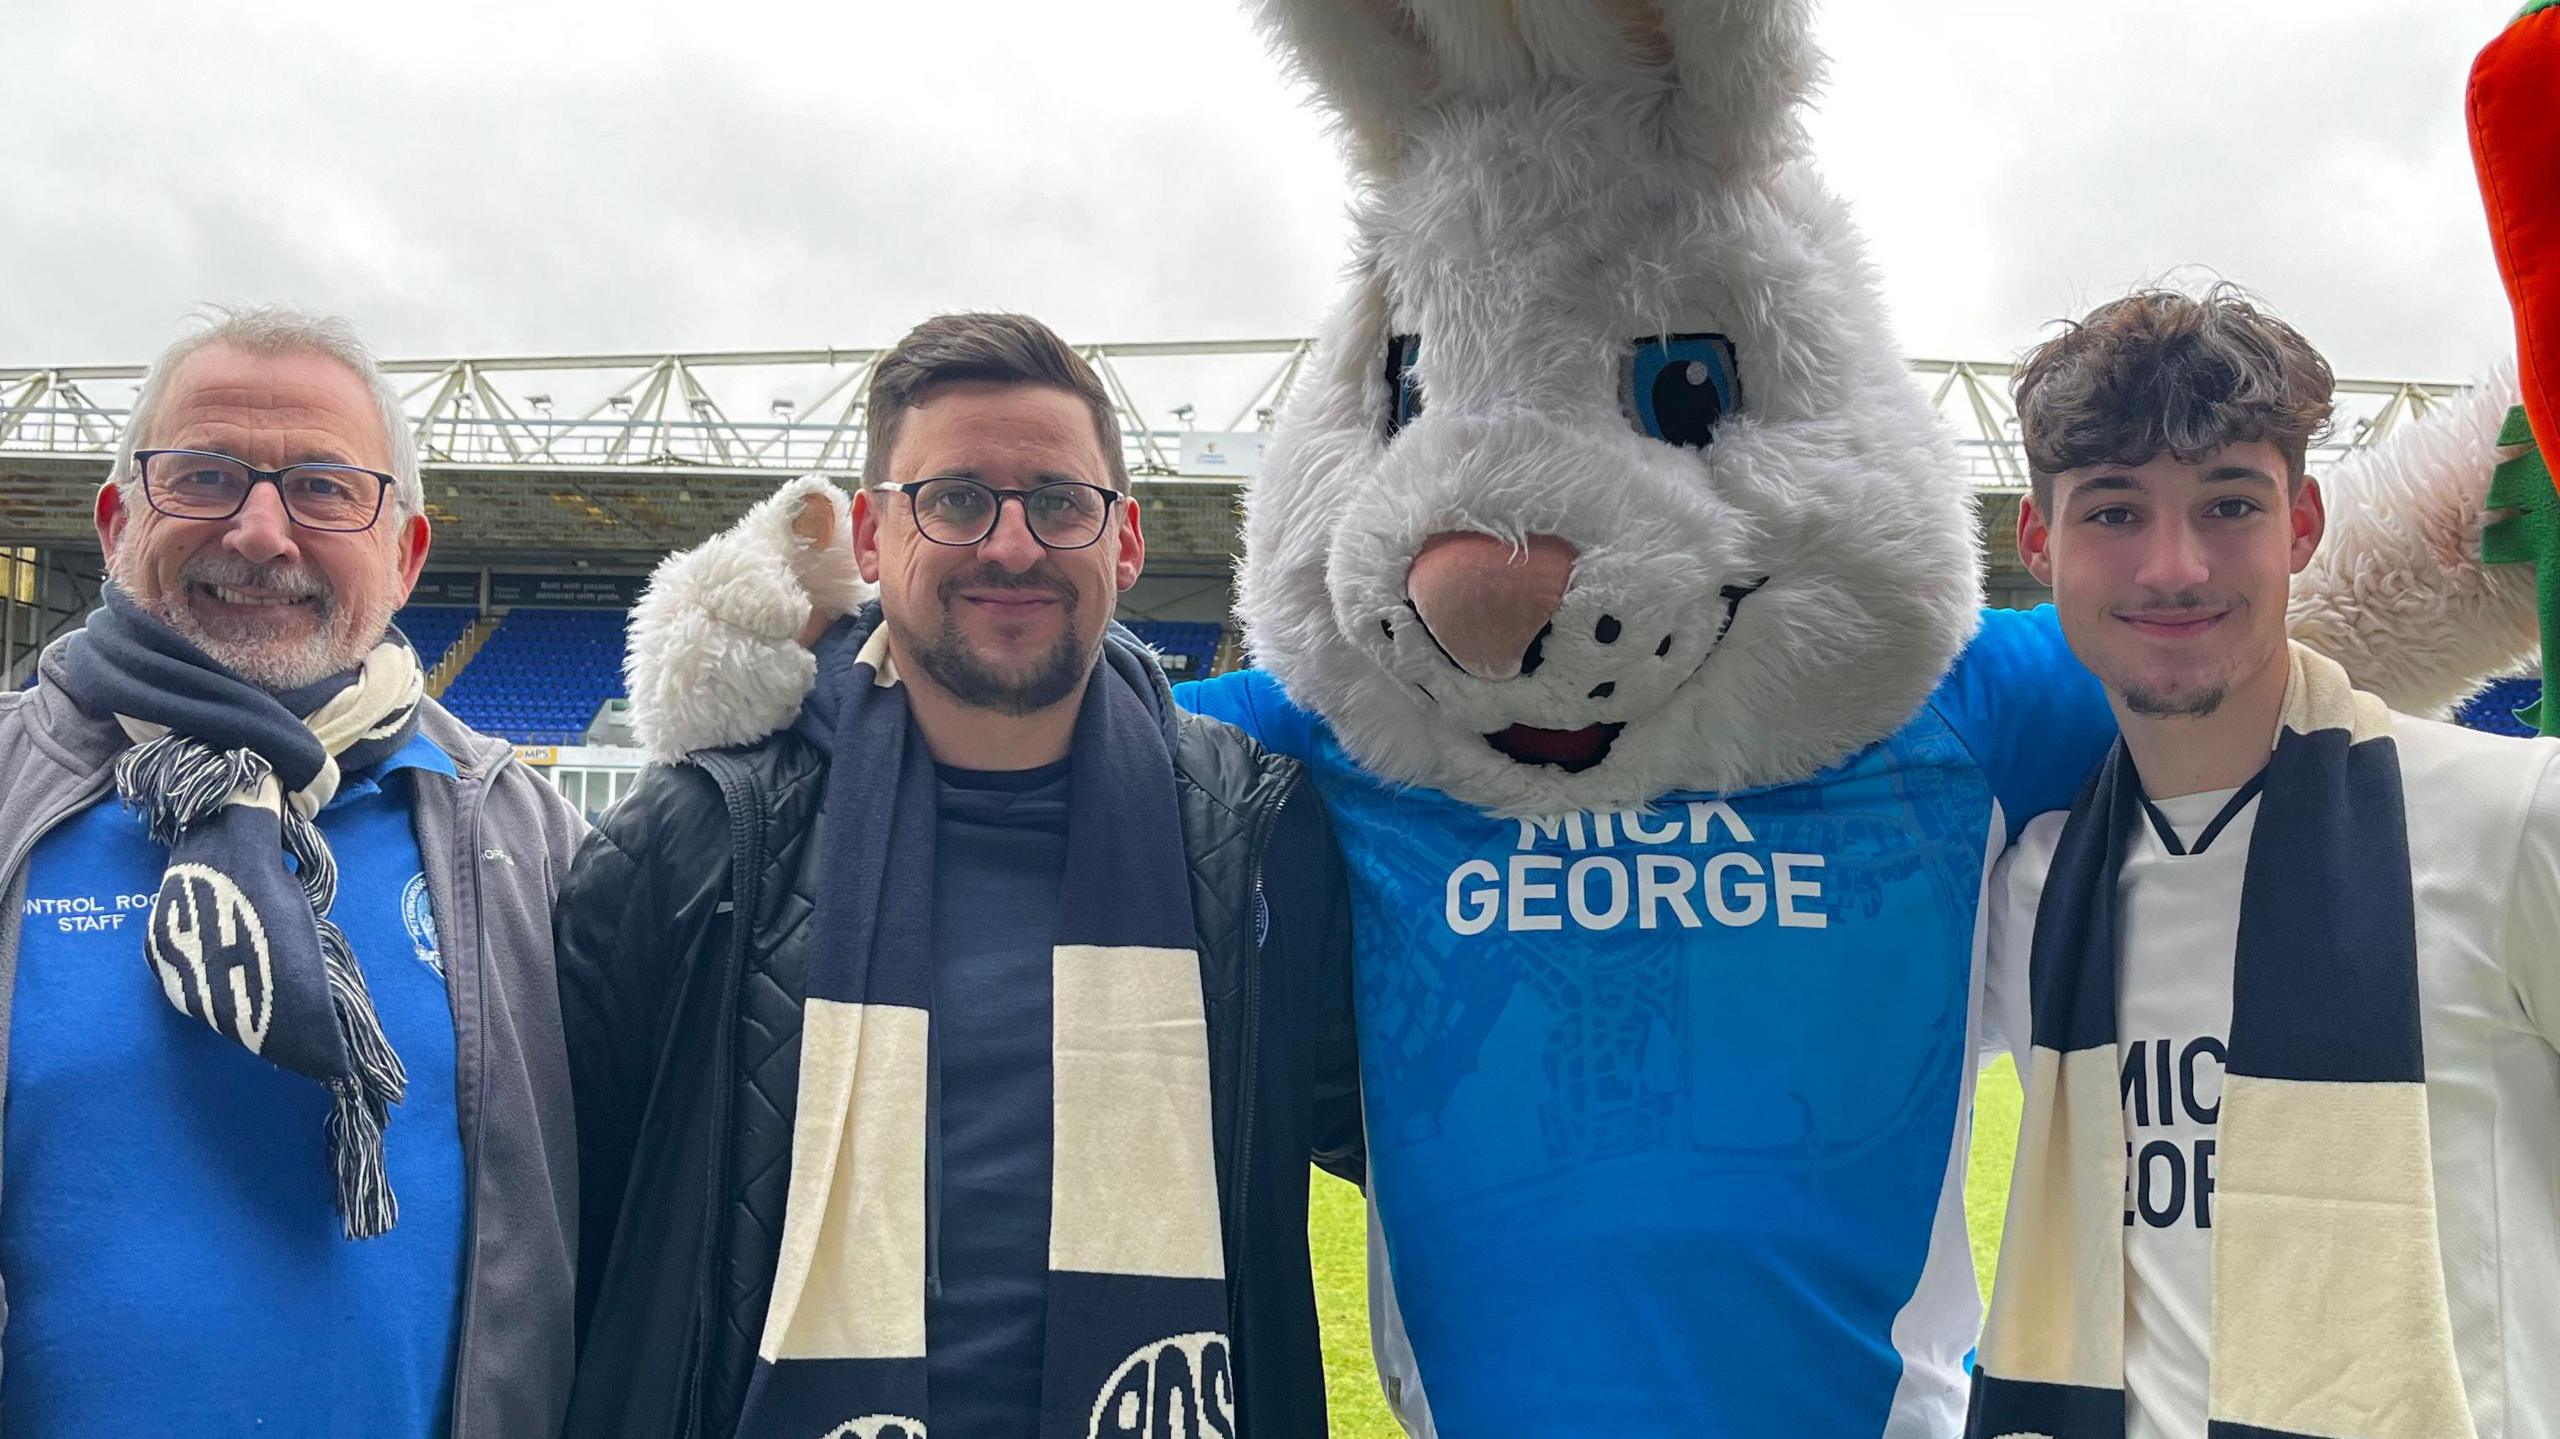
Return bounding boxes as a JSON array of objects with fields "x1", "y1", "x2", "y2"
[{"x1": 1180, "y1": 605, "x2": 2113, "y2": 1437}]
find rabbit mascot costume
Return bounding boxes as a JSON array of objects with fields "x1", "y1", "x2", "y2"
[
  {"x1": 1174, "y1": 2, "x2": 2538, "y2": 1433},
  {"x1": 626, "y1": 1, "x2": 2538, "y2": 1433}
]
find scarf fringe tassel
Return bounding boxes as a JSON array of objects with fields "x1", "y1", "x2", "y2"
[{"x1": 115, "y1": 732, "x2": 408, "y2": 1241}]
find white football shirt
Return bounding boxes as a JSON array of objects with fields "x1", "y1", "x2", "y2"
[{"x1": 1987, "y1": 716, "x2": 2560, "y2": 1439}]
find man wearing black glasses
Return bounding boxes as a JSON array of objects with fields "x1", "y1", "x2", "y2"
[
  {"x1": 0, "y1": 307, "x2": 588, "y2": 1438},
  {"x1": 556, "y1": 312, "x2": 1361, "y2": 1439}
]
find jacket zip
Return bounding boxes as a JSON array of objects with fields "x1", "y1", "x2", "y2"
[
  {"x1": 448, "y1": 761, "x2": 499, "y2": 1439},
  {"x1": 1224, "y1": 764, "x2": 1298, "y2": 1365},
  {"x1": 680, "y1": 754, "x2": 770, "y2": 1439}
]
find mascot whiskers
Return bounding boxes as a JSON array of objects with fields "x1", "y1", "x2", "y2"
[{"x1": 627, "y1": 2, "x2": 2537, "y2": 1433}]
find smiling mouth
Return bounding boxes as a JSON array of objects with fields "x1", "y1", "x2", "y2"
[
  {"x1": 2120, "y1": 611, "x2": 2226, "y2": 637},
  {"x1": 1478, "y1": 578, "x2": 1764, "y2": 773},
  {"x1": 194, "y1": 582, "x2": 315, "y2": 610},
  {"x1": 1485, "y1": 721, "x2": 1626, "y2": 772},
  {"x1": 956, "y1": 590, "x2": 1069, "y2": 623}
]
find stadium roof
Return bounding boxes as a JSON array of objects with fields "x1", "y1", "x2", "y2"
[{"x1": 0, "y1": 341, "x2": 2468, "y2": 565}]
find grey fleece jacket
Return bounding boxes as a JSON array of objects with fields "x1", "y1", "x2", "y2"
[{"x1": 0, "y1": 637, "x2": 589, "y2": 1439}]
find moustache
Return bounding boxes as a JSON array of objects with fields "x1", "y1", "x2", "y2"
[
  {"x1": 938, "y1": 566, "x2": 1073, "y2": 604},
  {"x1": 179, "y1": 555, "x2": 331, "y2": 602},
  {"x1": 2115, "y1": 588, "x2": 2235, "y2": 619}
]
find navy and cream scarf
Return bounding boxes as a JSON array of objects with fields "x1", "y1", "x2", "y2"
[
  {"x1": 736, "y1": 605, "x2": 1233, "y2": 1439},
  {"x1": 54, "y1": 584, "x2": 424, "y2": 1240},
  {"x1": 1970, "y1": 643, "x2": 2470, "y2": 1439}
]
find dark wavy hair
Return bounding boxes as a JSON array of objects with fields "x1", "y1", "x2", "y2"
[
  {"x1": 863, "y1": 312, "x2": 1128, "y2": 491},
  {"x1": 2013, "y1": 284, "x2": 2335, "y2": 510}
]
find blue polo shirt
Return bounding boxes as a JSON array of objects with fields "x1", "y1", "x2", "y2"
[{"x1": 3, "y1": 731, "x2": 469, "y2": 1438}]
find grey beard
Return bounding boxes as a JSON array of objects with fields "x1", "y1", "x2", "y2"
[{"x1": 109, "y1": 549, "x2": 382, "y2": 692}]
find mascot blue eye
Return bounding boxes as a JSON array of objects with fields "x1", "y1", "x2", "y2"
[
  {"x1": 1627, "y1": 334, "x2": 1740, "y2": 449},
  {"x1": 1383, "y1": 333, "x2": 1424, "y2": 439}
]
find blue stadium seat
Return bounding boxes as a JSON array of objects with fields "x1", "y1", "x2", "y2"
[
  {"x1": 1122, "y1": 619, "x2": 1225, "y2": 681},
  {"x1": 438, "y1": 607, "x2": 632, "y2": 746},
  {"x1": 394, "y1": 605, "x2": 479, "y2": 671}
]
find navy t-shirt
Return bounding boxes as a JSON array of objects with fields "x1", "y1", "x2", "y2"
[
  {"x1": 925, "y1": 757, "x2": 1072, "y2": 1437},
  {"x1": 3, "y1": 731, "x2": 468, "y2": 1438}
]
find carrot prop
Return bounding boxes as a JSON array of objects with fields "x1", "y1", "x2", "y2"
[{"x1": 2470, "y1": 0, "x2": 2560, "y2": 733}]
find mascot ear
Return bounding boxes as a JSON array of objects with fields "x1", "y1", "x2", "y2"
[
  {"x1": 1652, "y1": 0, "x2": 1822, "y2": 173},
  {"x1": 1247, "y1": 0, "x2": 1440, "y2": 177},
  {"x1": 1250, "y1": 0, "x2": 1819, "y2": 177}
]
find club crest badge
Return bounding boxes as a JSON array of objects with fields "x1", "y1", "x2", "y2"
[{"x1": 401, "y1": 871, "x2": 442, "y2": 978}]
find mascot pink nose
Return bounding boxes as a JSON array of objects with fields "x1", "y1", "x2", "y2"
[{"x1": 1405, "y1": 531, "x2": 1578, "y2": 681}]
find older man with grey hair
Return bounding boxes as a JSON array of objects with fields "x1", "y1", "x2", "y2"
[{"x1": 0, "y1": 306, "x2": 586, "y2": 1438}]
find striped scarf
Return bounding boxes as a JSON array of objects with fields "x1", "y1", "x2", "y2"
[
  {"x1": 1971, "y1": 642, "x2": 2471, "y2": 1438},
  {"x1": 736, "y1": 605, "x2": 1232, "y2": 1439},
  {"x1": 54, "y1": 584, "x2": 425, "y2": 1240}
]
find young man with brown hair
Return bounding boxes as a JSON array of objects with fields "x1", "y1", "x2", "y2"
[
  {"x1": 1969, "y1": 287, "x2": 2560, "y2": 1439},
  {"x1": 553, "y1": 312, "x2": 1361, "y2": 1439}
]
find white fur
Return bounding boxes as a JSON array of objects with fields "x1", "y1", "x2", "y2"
[
  {"x1": 621, "y1": 2, "x2": 2529, "y2": 795},
  {"x1": 626, "y1": 475, "x2": 870, "y2": 762},
  {"x1": 1238, "y1": 0, "x2": 2527, "y2": 814},
  {"x1": 1251, "y1": 0, "x2": 1814, "y2": 180},
  {"x1": 1241, "y1": 0, "x2": 1978, "y2": 815},
  {"x1": 2288, "y1": 366, "x2": 2540, "y2": 717}
]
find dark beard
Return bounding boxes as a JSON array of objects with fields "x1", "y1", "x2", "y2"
[
  {"x1": 2122, "y1": 683, "x2": 2226, "y2": 719},
  {"x1": 898, "y1": 567, "x2": 1094, "y2": 717},
  {"x1": 2115, "y1": 589, "x2": 2236, "y2": 720}
]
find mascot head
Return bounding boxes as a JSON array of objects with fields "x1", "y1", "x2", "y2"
[{"x1": 1238, "y1": 0, "x2": 1982, "y2": 814}]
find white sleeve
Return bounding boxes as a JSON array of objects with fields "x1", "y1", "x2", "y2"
[
  {"x1": 2507, "y1": 745, "x2": 2560, "y2": 1055},
  {"x1": 1981, "y1": 811, "x2": 2063, "y2": 1071}
]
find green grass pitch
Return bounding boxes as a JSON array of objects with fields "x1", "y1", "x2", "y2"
[{"x1": 1306, "y1": 1058, "x2": 2028, "y2": 1435}]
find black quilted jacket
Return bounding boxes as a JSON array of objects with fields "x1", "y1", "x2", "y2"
[{"x1": 553, "y1": 690, "x2": 1363, "y2": 1439}]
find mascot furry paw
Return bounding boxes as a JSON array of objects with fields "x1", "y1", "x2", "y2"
[{"x1": 628, "y1": 4, "x2": 2536, "y2": 1436}]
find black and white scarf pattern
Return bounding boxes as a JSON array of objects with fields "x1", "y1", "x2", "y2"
[
  {"x1": 1970, "y1": 642, "x2": 2471, "y2": 1439},
  {"x1": 54, "y1": 584, "x2": 425, "y2": 1240},
  {"x1": 736, "y1": 605, "x2": 1232, "y2": 1439}
]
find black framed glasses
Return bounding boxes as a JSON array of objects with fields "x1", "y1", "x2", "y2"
[
  {"x1": 133, "y1": 448, "x2": 396, "y2": 533},
  {"x1": 875, "y1": 477, "x2": 1123, "y2": 550}
]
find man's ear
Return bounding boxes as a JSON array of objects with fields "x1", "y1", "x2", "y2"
[
  {"x1": 2017, "y1": 491, "x2": 2057, "y2": 587},
  {"x1": 1114, "y1": 495, "x2": 1145, "y2": 592},
  {"x1": 852, "y1": 485, "x2": 885, "y2": 585},
  {"x1": 391, "y1": 510, "x2": 432, "y2": 600},
  {"x1": 2288, "y1": 475, "x2": 2326, "y2": 574},
  {"x1": 95, "y1": 480, "x2": 128, "y2": 556}
]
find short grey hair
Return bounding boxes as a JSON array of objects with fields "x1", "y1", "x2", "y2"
[{"x1": 116, "y1": 305, "x2": 424, "y2": 517}]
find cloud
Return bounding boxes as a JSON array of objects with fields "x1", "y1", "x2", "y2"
[
  {"x1": 1814, "y1": 0, "x2": 2513, "y2": 379},
  {"x1": 0, "y1": 0, "x2": 2524, "y2": 391},
  {"x1": 0, "y1": 0, "x2": 1352, "y2": 362}
]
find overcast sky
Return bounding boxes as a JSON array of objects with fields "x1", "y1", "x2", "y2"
[{"x1": 2, "y1": 0, "x2": 2523, "y2": 383}]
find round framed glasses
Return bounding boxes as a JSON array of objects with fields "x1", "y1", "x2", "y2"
[{"x1": 876, "y1": 476, "x2": 1122, "y2": 550}]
